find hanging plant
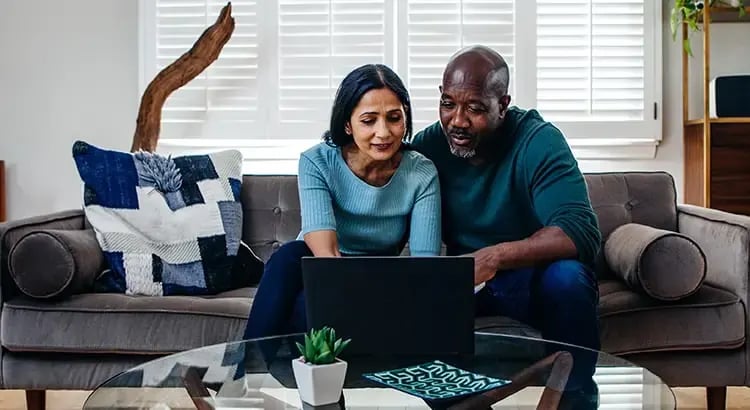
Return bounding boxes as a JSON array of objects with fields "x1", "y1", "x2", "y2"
[{"x1": 670, "y1": 0, "x2": 746, "y2": 56}]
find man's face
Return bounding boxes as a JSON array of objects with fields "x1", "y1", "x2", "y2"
[{"x1": 439, "y1": 70, "x2": 506, "y2": 159}]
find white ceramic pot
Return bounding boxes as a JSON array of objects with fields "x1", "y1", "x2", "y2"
[{"x1": 292, "y1": 357, "x2": 348, "y2": 406}]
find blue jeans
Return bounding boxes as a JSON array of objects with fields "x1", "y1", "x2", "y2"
[
  {"x1": 243, "y1": 240, "x2": 312, "y2": 341},
  {"x1": 477, "y1": 259, "x2": 600, "y2": 391}
]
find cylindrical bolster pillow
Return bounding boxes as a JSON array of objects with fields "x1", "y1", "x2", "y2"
[
  {"x1": 8, "y1": 229, "x2": 104, "y2": 299},
  {"x1": 604, "y1": 223, "x2": 706, "y2": 301}
]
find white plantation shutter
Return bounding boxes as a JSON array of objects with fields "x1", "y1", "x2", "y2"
[
  {"x1": 537, "y1": 0, "x2": 644, "y2": 121},
  {"x1": 276, "y1": 0, "x2": 389, "y2": 137},
  {"x1": 142, "y1": 0, "x2": 661, "y2": 170},
  {"x1": 594, "y1": 366, "x2": 647, "y2": 410},
  {"x1": 405, "y1": 0, "x2": 515, "y2": 131},
  {"x1": 536, "y1": 0, "x2": 660, "y2": 150},
  {"x1": 145, "y1": 1, "x2": 261, "y2": 141}
]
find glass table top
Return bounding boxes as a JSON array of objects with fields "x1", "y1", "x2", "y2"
[{"x1": 83, "y1": 332, "x2": 675, "y2": 409}]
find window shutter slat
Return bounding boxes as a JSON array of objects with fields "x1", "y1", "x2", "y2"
[
  {"x1": 154, "y1": 0, "x2": 260, "y2": 140},
  {"x1": 537, "y1": 0, "x2": 646, "y2": 122},
  {"x1": 277, "y1": 0, "x2": 387, "y2": 133}
]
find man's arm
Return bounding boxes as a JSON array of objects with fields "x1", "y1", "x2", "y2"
[
  {"x1": 471, "y1": 125, "x2": 601, "y2": 283},
  {"x1": 471, "y1": 226, "x2": 577, "y2": 284}
]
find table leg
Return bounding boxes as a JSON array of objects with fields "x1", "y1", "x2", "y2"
[
  {"x1": 447, "y1": 351, "x2": 573, "y2": 410},
  {"x1": 183, "y1": 367, "x2": 215, "y2": 410}
]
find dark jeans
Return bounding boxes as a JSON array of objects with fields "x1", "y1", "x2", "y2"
[
  {"x1": 477, "y1": 259, "x2": 600, "y2": 392},
  {"x1": 243, "y1": 240, "x2": 313, "y2": 341}
]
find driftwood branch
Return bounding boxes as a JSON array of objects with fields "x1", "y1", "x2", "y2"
[{"x1": 131, "y1": 2, "x2": 235, "y2": 152}]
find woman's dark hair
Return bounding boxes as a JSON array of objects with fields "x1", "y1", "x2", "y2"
[{"x1": 323, "y1": 64, "x2": 413, "y2": 147}]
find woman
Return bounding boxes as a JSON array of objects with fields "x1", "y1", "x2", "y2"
[{"x1": 243, "y1": 64, "x2": 441, "y2": 341}]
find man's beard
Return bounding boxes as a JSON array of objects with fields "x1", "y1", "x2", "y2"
[
  {"x1": 446, "y1": 131, "x2": 478, "y2": 158},
  {"x1": 449, "y1": 144, "x2": 476, "y2": 159}
]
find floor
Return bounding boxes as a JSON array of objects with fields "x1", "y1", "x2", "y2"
[{"x1": 0, "y1": 387, "x2": 747, "y2": 409}]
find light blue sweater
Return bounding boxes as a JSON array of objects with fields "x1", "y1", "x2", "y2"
[{"x1": 297, "y1": 143, "x2": 442, "y2": 256}]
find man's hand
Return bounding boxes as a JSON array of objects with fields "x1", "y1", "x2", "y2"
[
  {"x1": 462, "y1": 227, "x2": 579, "y2": 283},
  {"x1": 468, "y1": 245, "x2": 501, "y2": 285}
]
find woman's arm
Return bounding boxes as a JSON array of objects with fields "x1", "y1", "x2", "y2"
[
  {"x1": 407, "y1": 163, "x2": 442, "y2": 256},
  {"x1": 303, "y1": 230, "x2": 341, "y2": 257},
  {"x1": 298, "y1": 154, "x2": 341, "y2": 257}
]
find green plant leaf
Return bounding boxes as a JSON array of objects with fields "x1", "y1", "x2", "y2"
[
  {"x1": 305, "y1": 334, "x2": 316, "y2": 361},
  {"x1": 329, "y1": 328, "x2": 337, "y2": 345},
  {"x1": 333, "y1": 339, "x2": 342, "y2": 354},
  {"x1": 316, "y1": 350, "x2": 334, "y2": 365},
  {"x1": 298, "y1": 327, "x2": 352, "y2": 363},
  {"x1": 338, "y1": 338, "x2": 351, "y2": 355},
  {"x1": 313, "y1": 333, "x2": 326, "y2": 352},
  {"x1": 683, "y1": 38, "x2": 693, "y2": 56},
  {"x1": 333, "y1": 338, "x2": 351, "y2": 357}
]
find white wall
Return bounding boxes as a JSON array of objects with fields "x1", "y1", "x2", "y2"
[
  {"x1": 0, "y1": 0, "x2": 138, "y2": 220},
  {"x1": 0, "y1": 0, "x2": 748, "y2": 219}
]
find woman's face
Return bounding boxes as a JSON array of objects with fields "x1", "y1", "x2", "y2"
[{"x1": 345, "y1": 88, "x2": 406, "y2": 161}]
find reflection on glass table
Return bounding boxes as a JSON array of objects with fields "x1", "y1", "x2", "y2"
[{"x1": 83, "y1": 332, "x2": 676, "y2": 410}]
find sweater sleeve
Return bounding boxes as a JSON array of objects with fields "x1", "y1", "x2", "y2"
[
  {"x1": 407, "y1": 160, "x2": 442, "y2": 256},
  {"x1": 298, "y1": 154, "x2": 337, "y2": 235},
  {"x1": 522, "y1": 125, "x2": 601, "y2": 266}
]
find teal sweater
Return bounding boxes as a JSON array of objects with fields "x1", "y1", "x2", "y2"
[
  {"x1": 411, "y1": 107, "x2": 601, "y2": 265},
  {"x1": 297, "y1": 143, "x2": 442, "y2": 256}
]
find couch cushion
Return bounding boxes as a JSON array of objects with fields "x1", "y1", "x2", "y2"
[
  {"x1": 241, "y1": 175, "x2": 301, "y2": 262},
  {"x1": 8, "y1": 229, "x2": 105, "y2": 299},
  {"x1": 598, "y1": 280, "x2": 745, "y2": 354},
  {"x1": 585, "y1": 172, "x2": 677, "y2": 238},
  {"x1": 604, "y1": 223, "x2": 706, "y2": 301},
  {"x1": 72, "y1": 141, "x2": 245, "y2": 296},
  {"x1": 0, "y1": 288, "x2": 255, "y2": 354},
  {"x1": 584, "y1": 172, "x2": 678, "y2": 279}
]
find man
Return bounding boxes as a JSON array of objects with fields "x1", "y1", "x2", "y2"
[{"x1": 411, "y1": 45, "x2": 601, "y2": 404}]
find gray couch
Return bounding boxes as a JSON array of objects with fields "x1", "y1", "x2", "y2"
[{"x1": 0, "y1": 172, "x2": 747, "y2": 410}]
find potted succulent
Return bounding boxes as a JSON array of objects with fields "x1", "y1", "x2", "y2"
[
  {"x1": 671, "y1": 0, "x2": 746, "y2": 56},
  {"x1": 292, "y1": 327, "x2": 351, "y2": 406}
]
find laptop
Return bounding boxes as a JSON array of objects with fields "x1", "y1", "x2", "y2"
[{"x1": 301, "y1": 256, "x2": 476, "y2": 357}]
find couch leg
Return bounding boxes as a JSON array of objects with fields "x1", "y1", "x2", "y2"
[
  {"x1": 25, "y1": 390, "x2": 45, "y2": 410},
  {"x1": 706, "y1": 386, "x2": 727, "y2": 410}
]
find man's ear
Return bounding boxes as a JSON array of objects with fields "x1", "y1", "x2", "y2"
[{"x1": 500, "y1": 95, "x2": 512, "y2": 114}]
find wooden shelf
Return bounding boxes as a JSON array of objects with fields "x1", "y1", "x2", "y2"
[
  {"x1": 682, "y1": 3, "x2": 750, "y2": 211},
  {"x1": 699, "y1": 6, "x2": 750, "y2": 23},
  {"x1": 685, "y1": 117, "x2": 750, "y2": 126}
]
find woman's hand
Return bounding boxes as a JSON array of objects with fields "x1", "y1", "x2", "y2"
[{"x1": 303, "y1": 230, "x2": 342, "y2": 257}]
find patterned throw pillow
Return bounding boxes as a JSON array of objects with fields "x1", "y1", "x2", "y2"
[{"x1": 72, "y1": 141, "x2": 244, "y2": 296}]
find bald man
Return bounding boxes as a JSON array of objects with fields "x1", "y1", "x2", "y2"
[{"x1": 411, "y1": 45, "x2": 601, "y2": 406}]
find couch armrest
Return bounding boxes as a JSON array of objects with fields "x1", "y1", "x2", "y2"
[
  {"x1": 677, "y1": 204, "x2": 750, "y2": 294},
  {"x1": 0, "y1": 209, "x2": 86, "y2": 303},
  {"x1": 678, "y1": 204, "x2": 750, "y2": 384}
]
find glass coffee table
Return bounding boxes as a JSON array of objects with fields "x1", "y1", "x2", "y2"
[{"x1": 83, "y1": 332, "x2": 675, "y2": 409}]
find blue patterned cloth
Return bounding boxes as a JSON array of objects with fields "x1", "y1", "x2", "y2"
[
  {"x1": 72, "y1": 141, "x2": 244, "y2": 296},
  {"x1": 363, "y1": 360, "x2": 510, "y2": 400}
]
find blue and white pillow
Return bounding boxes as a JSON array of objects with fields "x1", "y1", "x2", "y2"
[{"x1": 72, "y1": 141, "x2": 244, "y2": 296}]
